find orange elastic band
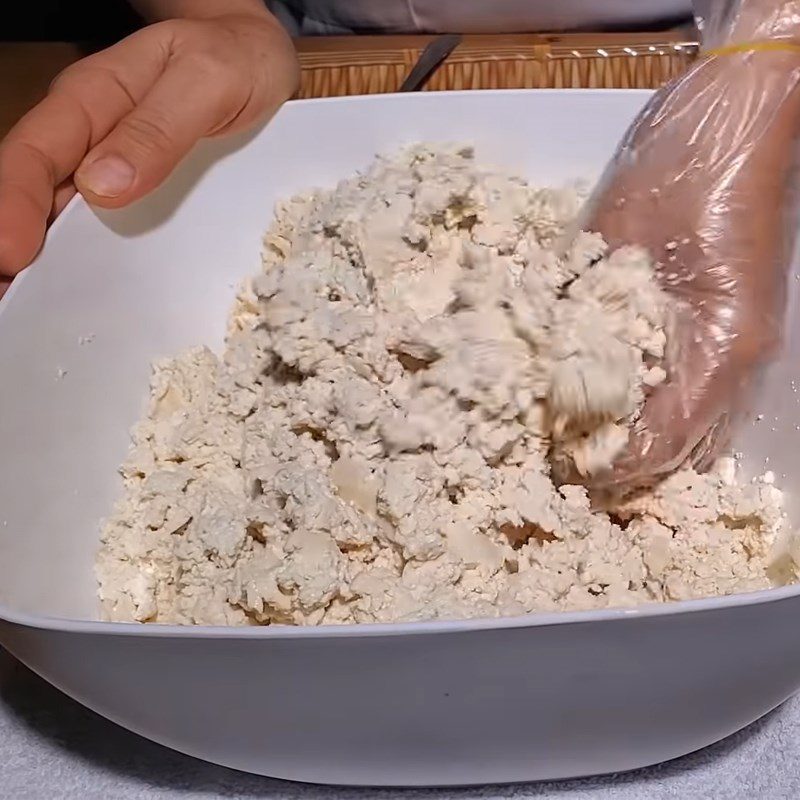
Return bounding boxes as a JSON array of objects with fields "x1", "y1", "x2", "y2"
[{"x1": 705, "y1": 40, "x2": 800, "y2": 58}]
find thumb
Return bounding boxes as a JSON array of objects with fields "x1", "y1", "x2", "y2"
[
  {"x1": 591, "y1": 308, "x2": 729, "y2": 490},
  {"x1": 75, "y1": 58, "x2": 248, "y2": 209}
]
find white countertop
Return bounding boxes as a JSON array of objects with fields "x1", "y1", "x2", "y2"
[{"x1": 2, "y1": 647, "x2": 798, "y2": 799}]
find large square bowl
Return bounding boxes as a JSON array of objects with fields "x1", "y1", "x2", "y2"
[{"x1": 1, "y1": 90, "x2": 799, "y2": 786}]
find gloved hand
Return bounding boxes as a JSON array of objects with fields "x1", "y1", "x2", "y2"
[
  {"x1": 0, "y1": 1, "x2": 298, "y2": 298},
  {"x1": 583, "y1": 0, "x2": 800, "y2": 488}
]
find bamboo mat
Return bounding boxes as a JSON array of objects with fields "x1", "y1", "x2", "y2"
[
  {"x1": 0, "y1": 42, "x2": 84, "y2": 138},
  {"x1": 295, "y1": 32, "x2": 700, "y2": 98},
  {"x1": 0, "y1": 33, "x2": 701, "y2": 140}
]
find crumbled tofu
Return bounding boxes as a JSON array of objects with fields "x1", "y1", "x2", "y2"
[{"x1": 96, "y1": 146, "x2": 795, "y2": 626}]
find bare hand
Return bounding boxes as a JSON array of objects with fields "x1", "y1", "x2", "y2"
[{"x1": 0, "y1": 9, "x2": 298, "y2": 295}]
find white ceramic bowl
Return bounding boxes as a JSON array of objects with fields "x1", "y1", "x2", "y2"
[{"x1": 1, "y1": 90, "x2": 800, "y2": 787}]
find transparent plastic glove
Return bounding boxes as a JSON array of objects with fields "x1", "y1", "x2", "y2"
[{"x1": 583, "y1": 0, "x2": 800, "y2": 489}]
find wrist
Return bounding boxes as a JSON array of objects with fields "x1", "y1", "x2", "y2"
[
  {"x1": 131, "y1": 0, "x2": 271, "y2": 23},
  {"x1": 721, "y1": 1, "x2": 800, "y2": 45}
]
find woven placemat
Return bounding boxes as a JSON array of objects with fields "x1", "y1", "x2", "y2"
[{"x1": 295, "y1": 32, "x2": 700, "y2": 98}]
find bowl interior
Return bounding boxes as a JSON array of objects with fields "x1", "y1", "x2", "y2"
[{"x1": 1, "y1": 90, "x2": 798, "y2": 623}]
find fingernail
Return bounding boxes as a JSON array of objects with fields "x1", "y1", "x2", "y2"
[{"x1": 78, "y1": 155, "x2": 136, "y2": 198}]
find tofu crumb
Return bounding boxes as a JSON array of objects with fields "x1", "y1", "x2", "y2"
[{"x1": 96, "y1": 146, "x2": 795, "y2": 626}]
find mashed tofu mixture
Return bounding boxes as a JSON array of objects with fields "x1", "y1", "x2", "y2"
[{"x1": 97, "y1": 146, "x2": 790, "y2": 626}]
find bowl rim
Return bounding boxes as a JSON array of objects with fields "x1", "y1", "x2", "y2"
[
  {"x1": 2, "y1": 88, "x2": 797, "y2": 640},
  {"x1": 3, "y1": 583, "x2": 800, "y2": 638}
]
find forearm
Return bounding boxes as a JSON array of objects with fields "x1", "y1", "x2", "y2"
[{"x1": 130, "y1": 0, "x2": 270, "y2": 22}]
